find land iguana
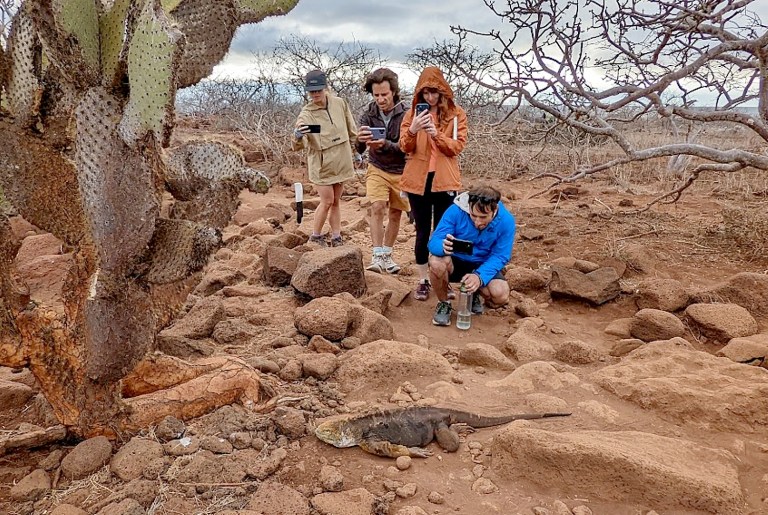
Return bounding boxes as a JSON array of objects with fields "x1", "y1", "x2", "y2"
[{"x1": 314, "y1": 406, "x2": 571, "y2": 458}]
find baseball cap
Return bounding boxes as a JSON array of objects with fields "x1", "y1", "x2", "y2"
[{"x1": 305, "y1": 70, "x2": 327, "y2": 92}]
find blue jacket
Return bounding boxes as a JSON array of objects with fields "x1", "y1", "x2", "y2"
[{"x1": 428, "y1": 192, "x2": 516, "y2": 286}]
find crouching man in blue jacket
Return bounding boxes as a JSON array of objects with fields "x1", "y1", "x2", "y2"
[{"x1": 427, "y1": 185, "x2": 516, "y2": 326}]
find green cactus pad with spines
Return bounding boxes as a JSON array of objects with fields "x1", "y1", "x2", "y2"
[
  {"x1": 118, "y1": 0, "x2": 182, "y2": 147},
  {"x1": 52, "y1": 0, "x2": 101, "y2": 73},
  {"x1": 75, "y1": 87, "x2": 160, "y2": 275},
  {"x1": 100, "y1": 0, "x2": 133, "y2": 86},
  {"x1": 6, "y1": 6, "x2": 42, "y2": 127},
  {"x1": 234, "y1": 0, "x2": 300, "y2": 23},
  {"x1": 165, "y1": 0, "x2": 239, "y2": 89}
]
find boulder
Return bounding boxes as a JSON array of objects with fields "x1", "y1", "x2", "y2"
[
  {"x1": 110, "y1": 438, "x2": 164, "y2": 482},
  {"x1": 603, "y1": 317, "x2": 633, "y2": 338},
  {"x1": 549, "y1": 265, "x2": 621, "y2": 305},
  {"x1": 492, "y1": 425, "x2": 743, "y2": 513},
  {"x1": 486, "y1": 361, "x2": 579, "y2": 393},
  {"x1": 593, "y1": 338, "x2": 768, "y2": 432},
  {"x1": 690, "y1": 272, "x2": 768, "y2": 316},
  {"x1": 9, "y1": 469, "x2": 50, "y2": 501},
  {"x1": 335, "y1": 341, "x2": 454, "y2": 392},
  {"x1": 311, "y1": 488, "x2": 376, "y2": 515},
  {"x1": 162, "y1": 296, "x2": 224, "y2": 339},
  {"x1": 299, "y1": 353, "x2": 339, "y2": 380},
  {"x1": 504, "y1": 266, "x2": 550, "y2": 293},
  {"x1": 61, "y1": 436, "x2": 113, "y2": 480},
  {"x1": 294, "y1": 297, "x2": 351, "y2": 341},
  {"x1": 291, "y1": 247, "x2": 366, "y2": 298},
  {"x1": 193, "y1": 265, "x2": 245, "y2": 297},
  {"x1": 635, "y1": 278, "x2": 691, "y2": 312},
  {"x1": 364, "y1": 271, "x2": 411, "y2": 306},
  {"x1": 717, "y1": 334, "x2": 768, "y2": 364},
  {"x1": 459, "y1": 342, "x2": 516, "y2": 371},
  {"x1": 629, "y1": 309, "x2": 686, "y2": 342},
  {"x1": 555, "y1": 340, "x2": 601, "y2": 365},
  {"x1": 504, "y1": 320, "x2": 555, "y2": 362},
  {"x1": 266, "y1": 232, "x2": 307, "y2": 249},
  {"x1": 0, "y1": 379, "x2": 35, "y2": 410},
  {"x1": 548, "y1": 256, "x2": 600, "y2": 273},
  {"x1": 264, "y1": 246, "x2": 304, "y2": 287},
  {"x1": 248, "y1": 481, "x2": 310, "y2": 515},
  {"x1": 346, "y1": 304, "x2": 394, "y2": 344},
  {"x1": 684, "y1": 303, "x2": 758, "y2": 342}
]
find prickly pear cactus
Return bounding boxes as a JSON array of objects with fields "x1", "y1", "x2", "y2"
[{"x1": 0, "y1": 0, "x2": 300, "y2": 436}]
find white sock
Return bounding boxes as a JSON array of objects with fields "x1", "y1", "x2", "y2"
[
  {"x1": 382, "y1": 246, "x2": 393, "y2": 255},
  {"x1": 373, "y1": 246, "x2": 384, "y2": 256}
]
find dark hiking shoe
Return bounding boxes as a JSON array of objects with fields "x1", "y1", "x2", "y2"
[
  {"x1": 414, "y1": 280, "x2": 431, "y2": 301},
  {"x1": 309, "y1": 234, "x2": 328, "y2": 247},
  {"x1": 432, "y1": 301, "x2": 453, "y2": 326},
  {"x1": 330, "y1": 235, "x2": 344, "y2": 247},
  {"x1": 471, "y1": 293, "x2": 484, "y2": 315}
]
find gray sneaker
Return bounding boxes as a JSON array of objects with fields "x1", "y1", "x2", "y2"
[
  {"x1": 331, "y1": 235, "x2": 344, "y2": 247},
  {"x1": 381, "y1": 253, "x2": 400, "y2": 274},
  {"x1": 366, "y1": 254, "x2": 385, "y2": 273},
  {"x1": 309, "y1": 234, "x2": 328, "y2": 247},
  {"x1": 432, "y1": 301, "x2": 453, "y2": 326}
]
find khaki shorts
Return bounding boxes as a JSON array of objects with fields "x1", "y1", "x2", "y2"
[{"x1": 366, "y1": 164, "x2": 410, "y2": 212}]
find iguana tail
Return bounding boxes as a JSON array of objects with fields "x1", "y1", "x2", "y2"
[{"x1": 449, "y1": 409, "x2": 572, "y2": 428}]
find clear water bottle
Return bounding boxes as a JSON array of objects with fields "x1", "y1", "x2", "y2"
[{"x1": 456, "y1": 284, "x2": 472, "y2": 330}]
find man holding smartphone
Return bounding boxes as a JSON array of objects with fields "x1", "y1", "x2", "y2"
[
  {"x1": 356, "y1": 68, "x2": 410, "y2": 274},
  {"x1": 426, "y1": 186, "x2": 516, "y2": 326}
]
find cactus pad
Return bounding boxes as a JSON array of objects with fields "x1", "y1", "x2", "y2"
[
  {"x1": 100, "y1": 0, "x2": 133, "y2": 86},
  {"x1": 165, "y1": 140, "x2": 270, "y2": 228},
  {"x1": 75, "y1": 87, "x2": 159, "y2": 275},
  {"x1": 165, "y1": 0, "x2": 238, "y2": 88},
  {"x1": 6, "y1": 6, "x2": 42, "y2": 127},
  {"x1": 234, "y1": 0, "x2": 300, "y2": 23},
  {"x1": 139, "y1": 218, "x2": 221, "y2": 284},
  {"x1": 0, "y1": 119, "x2": 87, "y2": 246},
  {"x1": 118, "y1": 0, "x2": 182, "y2": 147},
  {"x1": 51, "y1": 0, "x2": 101, "y2": 73}
]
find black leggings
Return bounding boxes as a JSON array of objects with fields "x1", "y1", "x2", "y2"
[{"x1": 408, "y1": 173, "x2": 455, "y2": 265}]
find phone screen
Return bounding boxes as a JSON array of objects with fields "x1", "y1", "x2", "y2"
[
  {"x1": 305, "y1": 124, "x2": 321, "y2": 133},
  {"x1": 452, "y1": 239, "x2": 474, "y2": 254}
]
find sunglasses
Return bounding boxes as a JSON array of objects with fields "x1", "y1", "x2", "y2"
[{"x1": 468, "y1": 194, "x2": 498, "y2": 205}]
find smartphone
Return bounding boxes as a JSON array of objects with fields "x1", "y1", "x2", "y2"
[
  {"x1": 452, "y1": 238, "x2": 474, "y2": 254},
  {"x1": 369, "y1": 127, "x2": 386, "y2": 140},
  {"x1": 415, "y1": 103, "x2": 429, "y2": 115},
  {"x1": 305, "y1": 124, "x2": 321, "y2": 133}
]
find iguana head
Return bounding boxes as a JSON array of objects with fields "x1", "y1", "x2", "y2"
[{"x1": 315, "y1": 419, "x2": 358, "y2": 448}]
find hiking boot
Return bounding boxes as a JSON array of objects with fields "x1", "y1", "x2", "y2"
[
  {"x1": 413, "y1": 280, "x2": 431, "y2": 301},
  {"x1": 381, "y1": 253, "x2": 400, "y2": 274},
  {"x1": 446, "y1": 285, "x2": 456, "y2": 300},
  {"x1": 309, "y1": 234, "x2": 328, "y2": 247},
  {"x1": 432, "y1": 300, "x2": 452, "y2": 326},
  {"x1": 366, "y1": 254, "x2": 385, "y2": 273},
  {"x1": 330, "y1": 235, "x2": 344, "y2": 247},
  {"x1": 471, "y1": 293, "x2": 484, "y2": 315}
]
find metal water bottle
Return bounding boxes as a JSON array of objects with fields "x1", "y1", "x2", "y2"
[{"x1": 456, "y1": 284, "x2": 472, "y2": 330}]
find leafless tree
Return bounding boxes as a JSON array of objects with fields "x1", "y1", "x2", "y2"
[{"x1": 449, "y1": 0, "x2": 768, "y2": 205}]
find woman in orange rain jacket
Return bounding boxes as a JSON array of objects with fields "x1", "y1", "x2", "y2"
[{"x1": 399, "y1": 67, "x2": 468, "y2": 301}]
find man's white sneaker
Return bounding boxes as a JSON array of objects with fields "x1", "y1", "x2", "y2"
[
  {"x1": 382, "y1": 253, "x2": 400, "y2": 274},
  {"x1": 366, "y1": 254, "x2": 385, "y2": 273}
]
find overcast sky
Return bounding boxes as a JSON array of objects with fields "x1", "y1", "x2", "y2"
[{"x1": 213, "y1": 0, "x2": 504, "y2": 85}]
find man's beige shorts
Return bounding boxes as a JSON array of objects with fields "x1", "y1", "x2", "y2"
[{"x1": 366, "y1": 164, "x2": 410, "y2": 212}]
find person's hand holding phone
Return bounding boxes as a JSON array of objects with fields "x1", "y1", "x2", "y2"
[
  {"x1": 409, "y1": 106, "x2": 433, "y2": 134},
  {"x1": 443, "y1": 234, "x2": 457, "y2": 255},
  {"x1": 357, "y1": 125, "x2": 373, "y2": 143}
]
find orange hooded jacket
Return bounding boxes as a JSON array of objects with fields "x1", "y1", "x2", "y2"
[{"x1": 399, "y1": 67, "x2": 467, "y2": 195}]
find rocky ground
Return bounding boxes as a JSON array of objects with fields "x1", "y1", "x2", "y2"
[{"x1": 2, "y1": 159, "x2": 768, "y2": 515}]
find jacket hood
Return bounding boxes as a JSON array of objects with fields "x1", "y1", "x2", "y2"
[
  {"x1": 412, "y1": 67, "x2": 455, "y2": 109},
  {"x1": 453, "y1": 191, "x2": 508, "y2": 229}
]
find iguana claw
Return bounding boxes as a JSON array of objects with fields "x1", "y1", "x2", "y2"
[{"x1": 408, "y1": 447, "x2": 433, "y2": 458}]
